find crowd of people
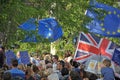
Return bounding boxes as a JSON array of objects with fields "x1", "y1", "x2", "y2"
[{"x1": 0, "y1": 46, "x2": 119, "y2": 80}]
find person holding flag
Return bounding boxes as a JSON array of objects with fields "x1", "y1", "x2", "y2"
[{"x1": 101, "y1": 59, "x2": 115, "y2": 80}]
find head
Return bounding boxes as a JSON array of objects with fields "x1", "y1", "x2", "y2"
[
  {"x1": 64, "y1": 62, "x2": 71, "y2": 71},
  {"x1": 52, "y1": 55, "x2": 59, "y2": 63},
  {"x1": 80, "y1": 69, "x2": 88, "y2": 79},
  {"x1": 25, "y1": 66, "x2": 33, "y2": 76},
  {"x1": 45, "y1": 68, "x2": 53, "y2": 76},
  {"x1": 69, "y1": 71, "x2": 81, "y2": 80},
  {"x1": 0, "y1": 46, "x2": 5, "y2": 52},
  {"x1": 61, "y1": 68, "x2": 69, "y2": 76},
  {"x1": 57, "y1": 60, "x2": 65, "y2": 70},
  {"x1": 64, "y1": 51, "x2": 72, "y2": 58},
  {"x1": 70, "y1": 60, "x2": 79, "y2": 68},
  {"x1": 46, "y1": 63, "x2": 52, "y2": 69},
  {"x1": 0, "y1": 49, "x2": 3, "y2": 54},
  {"x1": 2, "y1": 64, "x2": 9, "y2": 70},
  {"x1": 12, "y1": 59, "x2": 18, "y2": 67},
  {"x1": 32, "y1": 65, "x2": 39, "y2": 73},
  {"x1": 103, "y1": 59, "x2": 111, "y2": 67},
  {"x1": 44, "y1": 55, "x2": 51, "y2": 61}
]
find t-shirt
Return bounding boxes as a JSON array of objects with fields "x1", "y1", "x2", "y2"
[
  {"x1": 101, "y1": 67, "x2": 115, "y2": 80},
  {"x1": 48, "y1": 73, "x2": 59, "y2": 80},
  {"x1": 6, "y1": 68, "x2": 25, "y2": 79}
]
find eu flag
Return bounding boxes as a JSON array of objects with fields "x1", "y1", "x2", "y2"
[
  {"x1": 5, "y1": 50, "x2": 16, "y2": 66},
  {"x1": 19, "y1": 51, "x2": 30, "y2": 65},
  {"x1": 22, "y1": 35, "x2": 37, "y2": 42},
  {"x1": 38, "y1": 18, "x2": 63, "y2": 42},
  {"x1": 112, "y1": 49, "x2": 120, "y2": 66},
  {"x1": 85, "y1": 1, "x2": 120, "y2": 37},
  {"x1": 19, "y1": 18, "x2": 36, "y2": 31}
]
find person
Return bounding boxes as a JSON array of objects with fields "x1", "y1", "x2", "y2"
[
  {"x1": 32, "y1": 65, "x2": 41, "y2": 80},
  {"x1": 47, "y1": 68, "x2": 59, "y2": 80},
  {"x1": 52, "y1": 55, "x2": 59, "y2": 72},
  {"x1": 70, "y1": 60, "x2": 80, "y2": 73},
  {"x1": 0, "y1": 46, "x2": 5, "y2": 68},
  {"x1": 61, "y1": 68, "x2": 69, "y2": 80},
  {"x1": 56, "y1": 60, "x2": 65, "y2": 80},
  {"x1": 25, "y1": 66, "x2": 35, "y2": 80},
  {"x1": 80, "y1": 69, "x2": 89, "y2": 80},
  {"x1": 5, "y1": 59, "x2": 25, "y2": 79},
  {"x1": 16, "y1": 51, "x2": 22, "y2": 64},
  {"x1": 69, "y1": 70, "x2": 82, "y2": 80},
  {"x1": 3, "y1": 72, "x2": 12, "y2": 80},
  {"x1": 64, "y1": 50, "x2": 73, "y2": 63},
  {"x1": 101, "y1": 59, "x2": 115, "y2": 80},
  {"x1": 57, "y1": 60, "x2": 65, "y2": 71}
]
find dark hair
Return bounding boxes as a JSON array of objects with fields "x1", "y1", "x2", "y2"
[
  {"x1": 61, "y1": 68, "x2": 69, "y2": 76},
  {"x1": 0, "y1": 46, "x2": 5, "y2": 52},
  {"x1": 70, "y1": 59, "x2": 73, "y2": 65},
  {"x1": 32, "y1": 65, "x2": 39, "y2": 73},
  {"x1": 12, "y1": 59, "x2": 18, "y2": 67},
  {"x1": 52, "y1": 55, "x2": 59, "y2": 60},
  {"x1": 2, "y1": 64, "x2": 9, "y2": 70},
  {"x1": 64, "y1": 50, "x2": 72, "y2": 58},
  {"x1": 59, "y1": 60, "x2": 65, "y2": 68},
  {"x1": 69, "y1": 71, "x2": 81, "y2": 80},
  {"x1": 45, "y1": 60, "x2": 51, "y2": 64},
  {"x1": 27, "y1": 63, "x2": 32, "y2": 67},
  {"x1": 71, "y1": 60, "x2": 79, "y2": 68},
  {"x1": 80, "y1": 69, "x2": 88, "y2": 79},
  {"x1": 89, "y1": 73, "x2": 98, "y2": 80}
]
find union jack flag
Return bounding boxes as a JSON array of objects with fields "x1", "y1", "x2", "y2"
[{"x1": 74, "y1": 32, "x2": 117, "y2": 62}]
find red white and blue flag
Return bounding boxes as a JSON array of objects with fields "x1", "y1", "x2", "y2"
[{"x1": 74, "y1": 32, "x2": 117, "y2": 62}]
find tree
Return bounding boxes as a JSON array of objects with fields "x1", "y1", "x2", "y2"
[{"x1": 0, "y1": 0, "x2": 119, "y2": 55}]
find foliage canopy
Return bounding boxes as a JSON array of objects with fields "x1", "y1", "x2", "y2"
[{"x1": 0, "y1": 0, "x2": 119, "y2": 55}]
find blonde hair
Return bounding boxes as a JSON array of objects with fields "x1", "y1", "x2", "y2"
[
  {"x1": 103, "y1": 59, "x2": 111, "y2": 67},
  {"x1": 18, "y1": 64, "x2": 26, "y2": 71},
  {"x1": 26, "y1": 66, "x2": 34, "y2": 76},
  {"x1": 44, "y1": 55, "x2": 51, "y2": 61}
]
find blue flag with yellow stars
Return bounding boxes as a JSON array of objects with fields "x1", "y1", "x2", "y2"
[
  {"x1": 19, "y1": 51, "x2": 30, "y2": 65},
  {"x1": 22, "y1": 34, "x2": 37, "y2": 42},
  {"x1": 5, "y1": 50, "x2": 16, "y2": 66},
  {"x1": 19, "y1": 18, "x2": 36, "y2": 31},
  {"x1": 85, "y1": 1, "x2": 120, "y2": 37},
  {"x1": 112, "y1": 48, "x2": 120, "y2": 66},
  {"x1": 38, "y1": 18, "x2": 63, "y2": 42},
  {"x1": 19, "y1": 18, "x2": 63, "y2": 42}
]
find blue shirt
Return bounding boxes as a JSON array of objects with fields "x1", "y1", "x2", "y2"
[
  {"x1": 6, "y1": 68, "x2": 25, "y2": 79},
  {"x1": 18, "y1": 58, "x2": 22, "y2": 64},
  {"x1": 101, "y1": 67, "x2": 115, "y2": 80}
]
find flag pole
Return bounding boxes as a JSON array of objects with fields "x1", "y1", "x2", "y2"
[{"x1": 97, "y1": 52, "x2": 102, "y2": 79}]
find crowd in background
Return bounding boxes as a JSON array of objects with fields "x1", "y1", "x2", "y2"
[{"x1": 0, "y1": 46, "x2": 120, "y2": 80}]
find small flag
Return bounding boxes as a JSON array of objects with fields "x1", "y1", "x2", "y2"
[
  {"x1": 19, "y1": 51, "x2": 30, "y2": 64},
  {"x1": 112, "y1": 49, "x2": 120, "y2": 66},
  {"x1": 5, "y1": 50, "x2": 16, "y2": 66},
  {"x1": 38, "y1": 18, "x2": 63, "y2": 42},
  {"x1": 85, "y1": 1, "x2": 120, "y2": 37},
  {"x1": 19, "y1": 18, "x2": 36, "y2": 31},
  {"x1": 22, "y1": 35, "x2": 37, "y2": 42}
]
